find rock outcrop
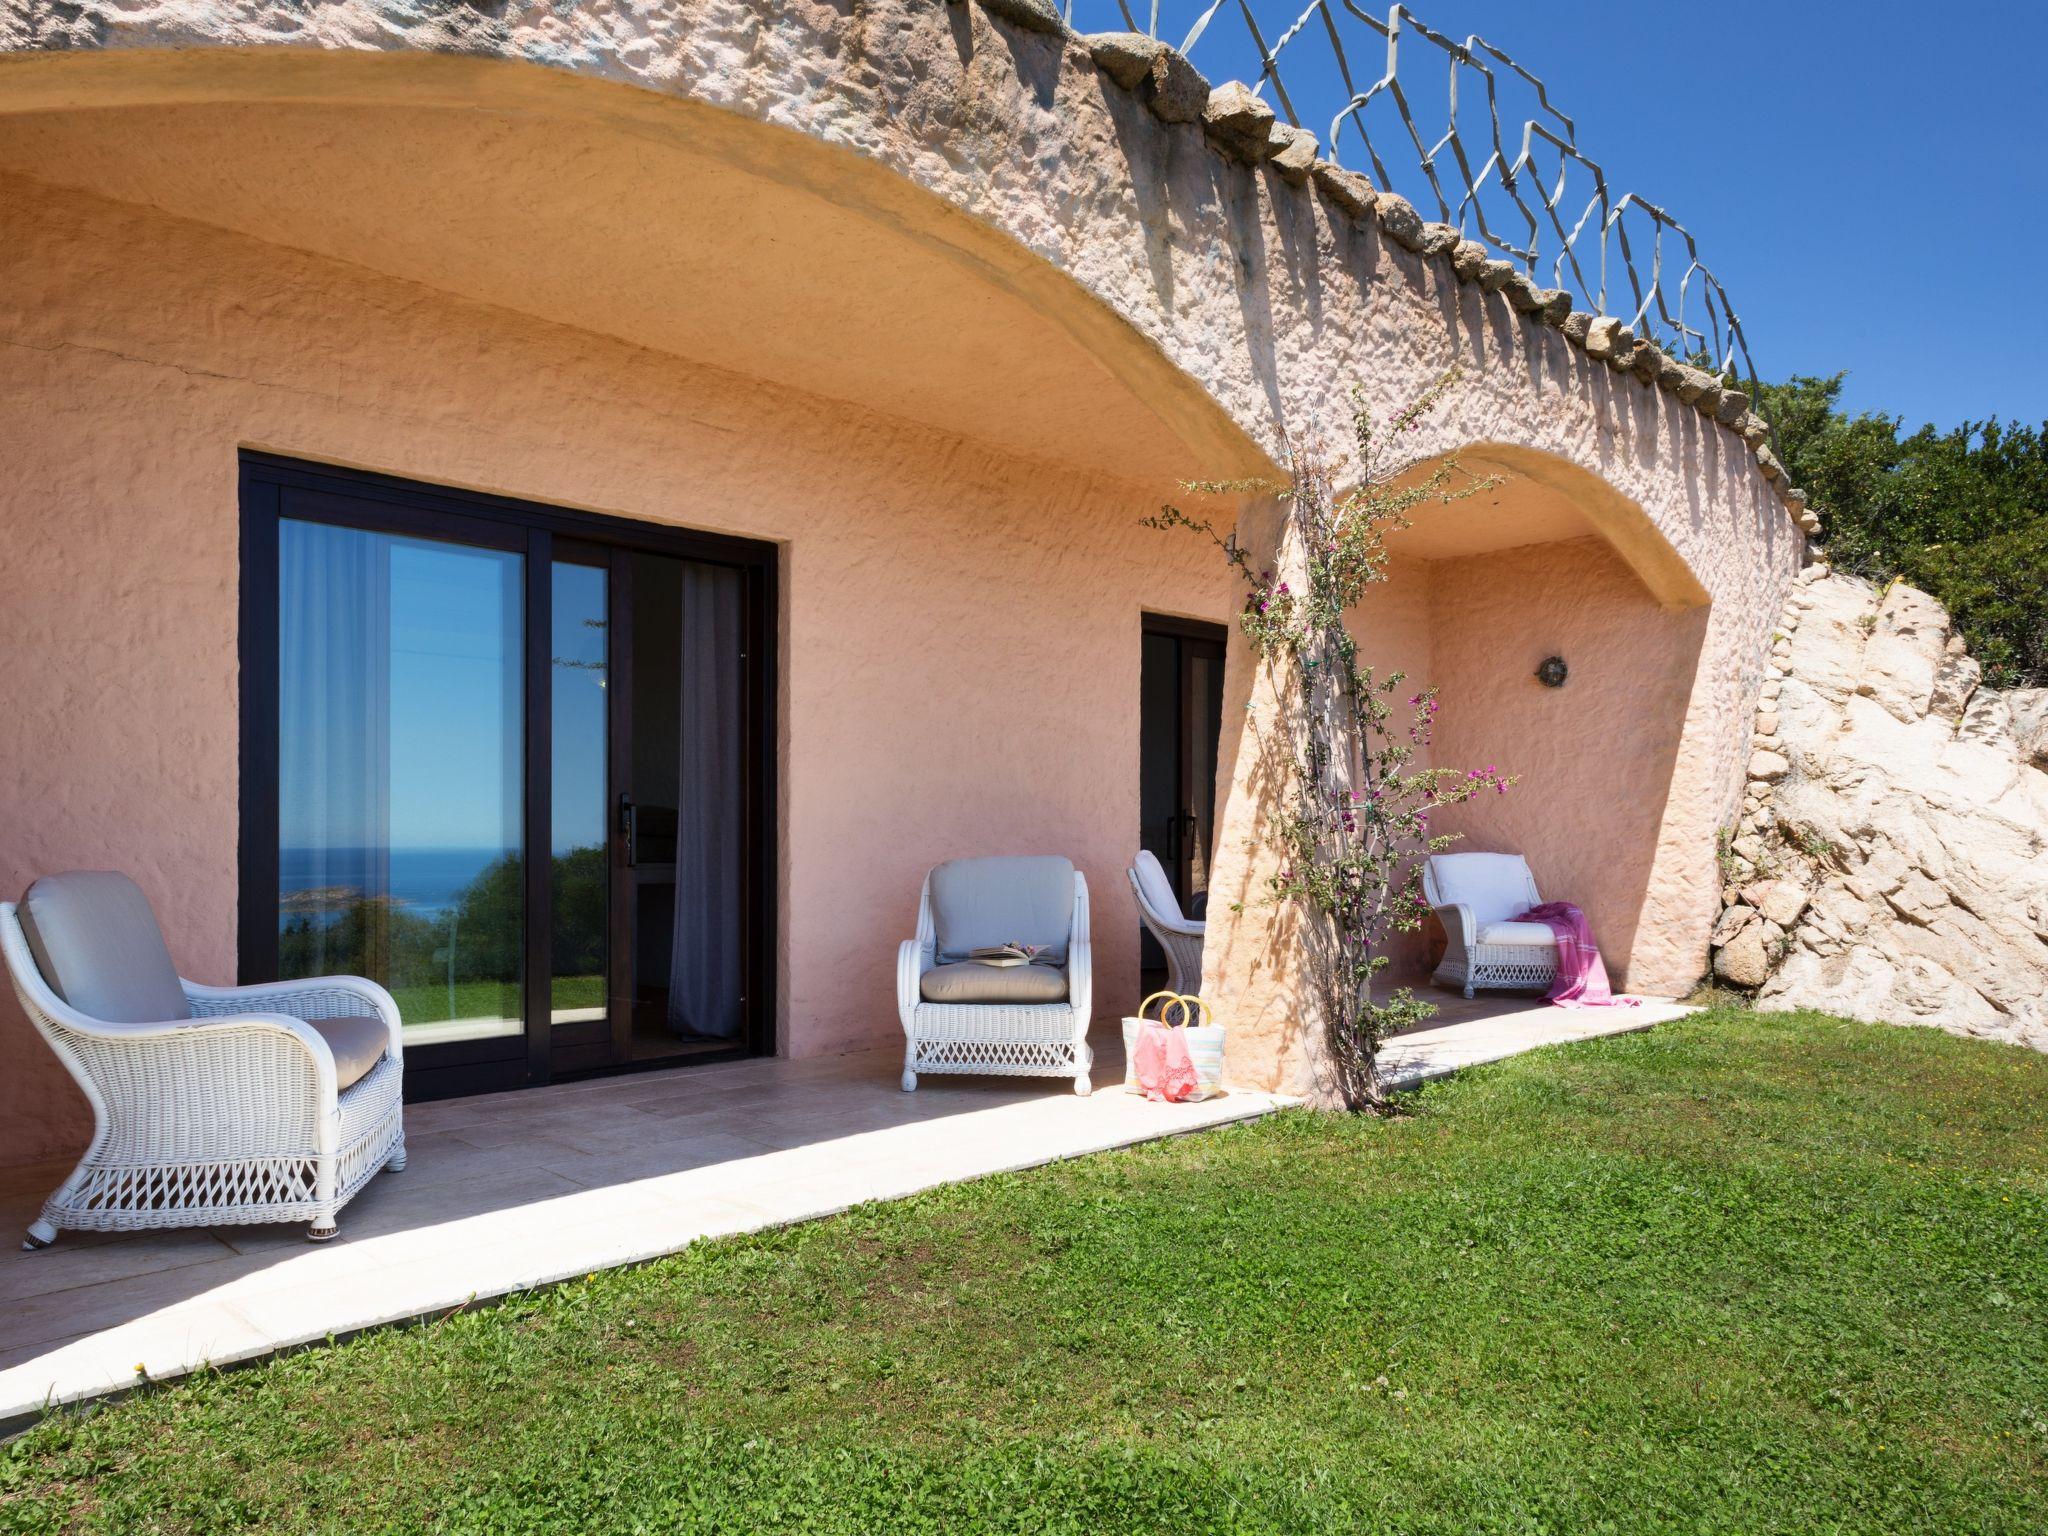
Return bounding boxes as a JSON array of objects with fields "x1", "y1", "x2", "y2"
[{"x1": 1712, "y1": 568, "x2": 2048, "y2": 1050}]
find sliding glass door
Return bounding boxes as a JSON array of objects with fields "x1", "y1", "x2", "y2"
[
  {"x1": 277, "y1": 519, "x2": 527, "y2": 1049},
  {"x1": 240, "y1": 457, "x2": 776, "y2": 1100}
]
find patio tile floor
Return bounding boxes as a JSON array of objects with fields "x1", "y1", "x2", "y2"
[{"x1": 0, "y1": 992, "x2": 1678, "y2": 1427}]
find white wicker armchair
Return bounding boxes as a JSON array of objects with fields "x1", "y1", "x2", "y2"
[
  {"x1": 1423, "y1": 852, "x2": 1560, "y2": 999},
  {"x1": 1128, "y1": 849, "x2": 1204, "y2": 999},
  {"x1": 897, "y1": 856, "x2": 1093, "y2": 1096},
  {"x1": 2, "y1": 873, "x2": 405, "y2": 1247}
]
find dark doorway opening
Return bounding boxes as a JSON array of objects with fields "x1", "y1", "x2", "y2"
[{"x1": 1138, "y1": 615, "x2": 1227, "y2": 994}]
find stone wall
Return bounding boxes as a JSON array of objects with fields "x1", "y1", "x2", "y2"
[{"x1": 1712, "y1": 567, "x2": 2048, "y2": 1049}]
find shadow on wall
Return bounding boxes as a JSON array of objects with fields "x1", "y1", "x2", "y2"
[
  {"x1": 1427, "y1": 534, "x2": 1709, "y2": 990},
  {"x1": 1202, "y1": 471, "x2": 1710, "y2": 1093}
]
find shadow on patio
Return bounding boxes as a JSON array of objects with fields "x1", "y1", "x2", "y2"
[{"x1": 0, "y1": 1033, "x2": 1279, "y2": 1426}]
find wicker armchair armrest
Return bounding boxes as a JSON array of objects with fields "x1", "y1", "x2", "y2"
[
  {"x1": 1067, "y1": 873, "x2": 1093, "y2": 1023},
  {"x1": 1146, "y1": 908, "x2": 1206, "y2": 939},
  {"x1": 1126, "y1": 868, "x2": 1204, "y2": 937},
  {"x1": 896, "y1": 938, "x2": 930, "y2": 1032},
  {"x1": 1066, "y1": 932, "x2": 1093, "y2": 1023},
  {"x1": 1432, "y1": 903, "x2": 1477, "y2": 948},
  {"x1": 61, "y1": 1011, "x2": 344, "y2": 1151},
  {"x1": 184, "y1": 975, "x2": 402, "y2": 1062}
]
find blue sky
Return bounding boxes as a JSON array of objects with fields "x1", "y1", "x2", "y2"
[
  {"x1": 280, "y1": 524, "x2": 525, "y2": 858},
  {"x1": 1066, "y1": 1, "x2": 2048, "y2": 431}
]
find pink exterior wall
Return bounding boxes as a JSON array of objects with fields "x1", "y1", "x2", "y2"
[
  {"x1": 1426, "y1": 536, "x2": 1710, "y2": 989},
  {"x1": 0, "y1": 175, "x2": 1237, "y2": 1166},
  {"x1": 1206, "y1": 534, "x2": 1706, "y2": 1005},
  {"x1": 1343, "y1": 559, "x2": 1438, "y2": 980}
]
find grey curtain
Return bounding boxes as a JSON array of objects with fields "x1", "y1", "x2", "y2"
[
  {"x1": 667, "y1": 563, "x2": 745, "y2": 1039},
  {"x1": 278, "y1": 519, "x2": 391, "y2": 977}
]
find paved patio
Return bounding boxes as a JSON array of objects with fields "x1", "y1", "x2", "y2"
[{"x1": 0, "y1": 993, "x2": 1681, "y2": 1427}]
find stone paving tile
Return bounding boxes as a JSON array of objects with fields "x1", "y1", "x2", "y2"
[
  {"x1": 0, "y1": 1229, "x2": 241, "y2": 1305},
  {"x1": 1, "y1": 1251, "x2": 273, "y2": 1357}
]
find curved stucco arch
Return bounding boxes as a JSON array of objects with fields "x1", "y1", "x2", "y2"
[{"x1": 0, "y1": 43, "x2": 1270, "y2": 485}]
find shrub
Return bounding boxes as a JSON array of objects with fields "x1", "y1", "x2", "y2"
[{"x1": 1754, "y1": 373, "x2": 2048, "y2": 687}]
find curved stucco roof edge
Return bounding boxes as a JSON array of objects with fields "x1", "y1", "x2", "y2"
[
  {"x1": 0, "y1": 0, "x2": 1804, "y2": 587},
  {"x1": 0, "y1": 39, "x2": 1279, "y2": 485}
]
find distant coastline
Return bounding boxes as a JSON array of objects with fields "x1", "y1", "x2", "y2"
[{"x1": 279, "y1": 845, "x2": 508, "y2": 919}]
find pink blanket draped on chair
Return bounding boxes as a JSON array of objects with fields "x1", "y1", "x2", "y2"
[{"x1": 1514, "y1": 902, "x2": 1640, "y2": 1009}]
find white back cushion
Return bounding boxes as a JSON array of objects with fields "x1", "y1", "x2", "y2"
[
  {"x1": 1131, "y1": 850, "x2": 1184, "y2": 925},
  {"x1": 19, "y1": 871, "x2": 189, "y2": 1024},
  {"x1": 1428, "y1": 853, "x2": 1538, "y2": 927},
  {"x1": 929, "y1": 855, "x2": 1074, "y2": 962}
]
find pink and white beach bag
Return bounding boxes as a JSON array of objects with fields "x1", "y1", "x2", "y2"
[{"x1": 1121, "y1": 991, "x2": 1226, "y2": 1102}]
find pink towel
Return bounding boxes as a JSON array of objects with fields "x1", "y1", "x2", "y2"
[
  {"x1": 1514, "y1": 902, "x2": 1640, "y2": 1009},
  {"x1": 1132, "y1": 1021, "x2": 1200, "y2": 1102}
]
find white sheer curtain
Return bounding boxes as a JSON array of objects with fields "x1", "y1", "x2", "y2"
[
  {"x1": 278, "y1": 519, "x2": 391, "y2": 975},
  {"x1": 667, "y1": 563, "x2": 745, "y2": 1039}
]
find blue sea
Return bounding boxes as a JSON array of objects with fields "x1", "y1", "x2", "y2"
[{"x1": 279, "y1": 846, "x2": 511, "y2": 919}]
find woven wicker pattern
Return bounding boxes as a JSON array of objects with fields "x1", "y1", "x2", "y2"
[
  {"x1": 1422, "y1": 855, "x2": 1560, "y2": 1000},
  {"x1": 1127, "y1": 860, "x2": 1205, "y2": 998},
  {"x1": 2, "y1": 903, "x2": 405, "y2": 1245},
  {"x1": 897, "y1": 869, "x2": 1094, "y2": 1094}
]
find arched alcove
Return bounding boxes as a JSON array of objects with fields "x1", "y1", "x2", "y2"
[{"x1": 1205, "y1": 448, "x2": 1720, "y2": 1096}]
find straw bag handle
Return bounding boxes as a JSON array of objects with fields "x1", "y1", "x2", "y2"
[{"x1": 1137, "y1": 991, "x2": 1213, "y2": 1028}]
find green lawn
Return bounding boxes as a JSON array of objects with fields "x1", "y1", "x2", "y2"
[
  {"x1": 387, "y1": 975, "x2": 604, "y2": 1030},
  {"x1": 4, "y1": 1008, "x2": 2043, "y2": 1534}
]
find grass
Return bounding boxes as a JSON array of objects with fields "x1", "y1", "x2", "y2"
[
  {"x1": 387, "y1": 975, "x2": 603, "y2": 1029},
  {"x1": 3, "y1": 1007, "x2": 2043, "y2": 1533}
]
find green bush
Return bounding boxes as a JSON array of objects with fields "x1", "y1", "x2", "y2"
[{"x1": 1754, "y1": 374, "x2": 2048, "y2": 687}]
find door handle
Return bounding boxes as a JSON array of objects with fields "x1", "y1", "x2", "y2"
[{"x1": 618, "y1": 792, "x2": 639, "y2": 868}]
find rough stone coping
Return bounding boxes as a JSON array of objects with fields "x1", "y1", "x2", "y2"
[{"x1": 938, "y1": 4, "x2": 1815, "y2": 537}]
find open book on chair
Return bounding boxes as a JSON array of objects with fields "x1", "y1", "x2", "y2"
[{"x1": 967, "y1": 943, "x2": 1039, "y2": 968}]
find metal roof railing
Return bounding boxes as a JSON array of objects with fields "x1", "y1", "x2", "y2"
[{"x1": 1071, "y1": 1, "x2": 1756, "y2": 387}]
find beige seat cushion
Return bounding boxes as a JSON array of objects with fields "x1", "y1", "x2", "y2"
[
  {"x1": 1477, "y1": 920, "x2": 1560, "y2": 947},
  {"x1": 1131, "y1": 849, "x2": 1195, "y2": 929},
  {"x1": 920, "y1": 961, "x2": 1069, "y2": 1006},
  {"x1": 307, "y1": 1015, "x2": 390, "y2": 1091}
]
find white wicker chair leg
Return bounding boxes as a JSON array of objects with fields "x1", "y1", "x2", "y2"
[
  {"x1": 308, "y1": 1123, "x2": 339, "y2": 1241},
  {"x1": 385, "y1": 1139, "x2": 408, "y2": 1172},
  {"x1": 26, "y1": 1144, "x2": 99, "y2": 1255},
  {"x1": 901, "y1": 1042, "x2": 919, "y2": 1093}
]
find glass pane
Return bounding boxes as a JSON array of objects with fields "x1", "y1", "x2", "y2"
[
  {"x1": 277, "y1": 519, "x2": 524, "y2": 1046},
  {"x1": 1187, "y1": 648, "x2": 1223, "y2": 901},
  {"x1": 550, "y1": 561, "x2": 609, "y2": 1025}
]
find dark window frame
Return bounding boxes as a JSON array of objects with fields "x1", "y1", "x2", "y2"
[{"x1": 237, "y1": 452, "x2": 779, "y2": 1102}]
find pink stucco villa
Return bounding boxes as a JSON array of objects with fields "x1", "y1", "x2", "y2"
[{"x1": 0, "y1": 1, "x2": 1803, "y2": 1179}]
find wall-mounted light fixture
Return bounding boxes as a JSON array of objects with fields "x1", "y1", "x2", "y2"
[{"x1": 1536, "y1": 656, "x2": 1569, "y2": 689}]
